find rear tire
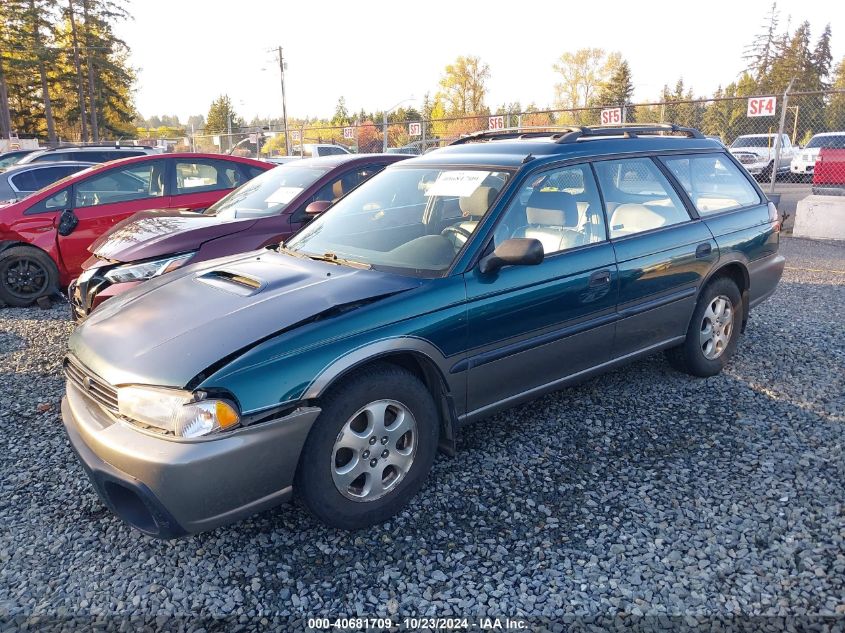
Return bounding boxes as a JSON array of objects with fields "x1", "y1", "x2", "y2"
[
  {"x1": 666, "y1": 277, "x2": 743, "y2": 377},
  {"x1": 295, "y1": 363, "x2": 439, "y2": 529},
  {"x1": 0, "y1": 246, "x2": 59, "y2": 307}
]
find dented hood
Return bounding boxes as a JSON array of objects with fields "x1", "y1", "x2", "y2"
[
  {"x1": 68, "y1": 250, "x2": 420, "y2": 387},
  {"x1": 89, "y1": 208, "x2": 258, "y2": 262}
]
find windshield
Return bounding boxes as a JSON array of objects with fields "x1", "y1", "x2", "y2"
[
  {"x1": 205, "y1": 163, "x2": 328, "y2": 219},
  {"x1": 806, "y1": 135, "x2": 845, "y2": 149},
  {"x1": 284, "y1": 166, "x2": 511, "y2": 277},
  {"x1": 731, "y1": 136, "x2": 775, "y2": 149}
]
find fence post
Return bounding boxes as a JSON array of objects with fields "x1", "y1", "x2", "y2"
[{"x1": 770, "y1": 78, "x2": 795, "y2": 194}]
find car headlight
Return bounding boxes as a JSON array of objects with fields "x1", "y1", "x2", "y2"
[
  {"x1": 117, "y1": 385, "x2": 240, "y2": 438},
  {"x1": 104, "y1": 253, "x2": 194, "y2": 284}
]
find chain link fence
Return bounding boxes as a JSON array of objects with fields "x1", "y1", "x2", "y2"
[{"x1": 149, "y1": 89, "x2": 845, "y2": 223}]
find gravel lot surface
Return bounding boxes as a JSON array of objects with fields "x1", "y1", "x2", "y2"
[{"x1": 0, "y1": 236, "x2": 843, "y2": 630}]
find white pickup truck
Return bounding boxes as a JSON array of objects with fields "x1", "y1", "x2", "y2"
[
  {"x1": 265, "y1": 144, "x2": 352, "y2": 165},
  {"x1": 729, "y1": 134, "x2": 796, "y2": 179}
]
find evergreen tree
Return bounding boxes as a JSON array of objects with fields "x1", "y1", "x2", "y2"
[
  {"x1": 595, "y1": 59, "x2": 635, "y2": 121},
  {"x1": 811, "y1": 24, "x2": 833, "y2": 88},
  {"x1": 744, "y1": 2, "x2": 780, "y2": 86},
  {"x1": 331, "y1": 96, "x2": 349, "y2": 126},
  {"x1": 205, "y1": 94, "x2": 239, "y2": 134},
  {"x1": 826, "y1": 57, "x2": 845, "y2": 130}
]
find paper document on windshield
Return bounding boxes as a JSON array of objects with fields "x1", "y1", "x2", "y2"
[
  {"x1": 425, "y1": 171, "x2": 490, "y2": 197},
  {"x1": 266, "y1": 186, "x2": 304, "y2": 205}
]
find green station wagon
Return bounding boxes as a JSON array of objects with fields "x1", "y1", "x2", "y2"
[{"x1": 62, "y1": 125, "x2": 785, "y2": 536}]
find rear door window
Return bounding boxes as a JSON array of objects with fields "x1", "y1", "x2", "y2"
[
  {"x1": 174, "y1": 159, "x2": 245, "y2": 194},
  {"x1": 592, "y1": 157, "x2": 691, "y2": 238},
  {"x1": 662, "y1": 153, "x2": 761, "y2": 215}
]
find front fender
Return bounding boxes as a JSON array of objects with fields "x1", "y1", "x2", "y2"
[{"x1": 195, "y1": 277, "x2": 469, "y2": 418}]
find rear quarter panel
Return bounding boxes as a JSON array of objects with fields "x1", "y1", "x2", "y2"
[{"x1": 703, "y1": 204, "x2": 781, "y2": 306}]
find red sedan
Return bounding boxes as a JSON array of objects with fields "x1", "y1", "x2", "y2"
[{"x1": 0, "y1": 152, "x2": 272, "y2": 306}]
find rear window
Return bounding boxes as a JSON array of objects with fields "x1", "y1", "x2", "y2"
[
  {"x1": 9, "y1": 165, "x2": 84, "y2": 192},
  {"x1": 72, "y1": 150, "x2": 145, "y2": 162},
  {"x1": 662, "y1": 154, "x2": 761, "y2": 215},
  {"x1": 318, "y1": 146, "x2": 348, "y2": 156},
  {"x1": 805, "y1": 135, "x2": 845, "y2": 149},
  {"x1": 730, "y1": 136, "x2": 775, "y2": 149}
]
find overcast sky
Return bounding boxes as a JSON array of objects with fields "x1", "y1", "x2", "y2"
[{"x1": 117, "y1": 0, "x2": 844, "y2": 122}]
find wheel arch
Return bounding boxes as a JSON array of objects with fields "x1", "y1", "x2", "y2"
[
  {"x1": 0, "y1": 239, "x2": 29, "y2": 255},
  {"x1": 700, "y1": 259, "x2": 751, "y2": 330},
  {"x1": 303, "y1": 339, "x2": 460, "y2": 456}
]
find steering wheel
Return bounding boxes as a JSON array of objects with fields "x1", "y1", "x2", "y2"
[{"x1": 441, "y1": 224, "x2": 473, "y2": 249}]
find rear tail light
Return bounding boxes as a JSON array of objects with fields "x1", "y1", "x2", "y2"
[{"x1": 767, "y1": 201, "x2": 781, "y2": 232}]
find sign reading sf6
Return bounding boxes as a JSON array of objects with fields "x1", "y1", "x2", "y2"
[
  {"x1": 488, "y1": 115, "x2": 505, "y2": 130},
  {"x1": 747, "y1": 96, "x2": 777, "y2": 117}
]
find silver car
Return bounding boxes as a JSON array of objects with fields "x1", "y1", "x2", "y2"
[{"x1": 0, "y1": 161, "x2": 94, "y2": 205}]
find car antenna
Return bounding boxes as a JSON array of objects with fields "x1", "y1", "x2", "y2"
[{"x1": 522, "y1": 153, "x2": 535, "y2": 164}]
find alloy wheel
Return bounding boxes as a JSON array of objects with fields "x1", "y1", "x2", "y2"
[
  {"x1": 700, "y1": 294, "x2": 734, "y2": 360},
  {"x1": 331, "y1": 399, "x2": 417, "y2": 502},
  {"x1": 3, "y1": 257, "x2": 49, "y2": 300}
]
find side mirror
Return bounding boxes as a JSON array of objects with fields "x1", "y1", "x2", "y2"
[
  {"x1": 57, "y1": 209, "x2": 79, "y2": 236},
  {"x1": 305, "y1": 200, "x2": 332, "y2": 217},
  {"x1": 478, "y1": 238, "x2": 544, "y2": 274}
]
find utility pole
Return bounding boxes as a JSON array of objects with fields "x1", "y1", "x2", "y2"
[
  {"x1": 278, "y1": 46, "x2": 290, "y2": 156},
  {"x1": 770, "y1": 77, "x2": 795, "y2": 194}
]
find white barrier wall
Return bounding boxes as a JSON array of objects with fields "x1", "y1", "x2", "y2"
[
  {"x1": 793, "y1": 195, "x2": 845, "y2": 241},
  {"x1": 0, "y1": 139, "x2": 40, "y2": 151}
]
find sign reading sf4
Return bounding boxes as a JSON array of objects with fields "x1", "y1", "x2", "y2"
[{"x1": 747, "y1": 96, "x2": 776, "y2": 117}]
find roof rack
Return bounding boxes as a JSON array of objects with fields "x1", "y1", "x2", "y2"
[
  {"x1": 43, "y1": 143, "x2": 157, "y2": 150},
  {"x1": 449, "y1": 123, "x2": 705, "y2": 146}
]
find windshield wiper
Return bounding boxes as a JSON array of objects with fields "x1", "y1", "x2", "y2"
[{"x1": 307, "y1": 252, "x2": 372, "y2": 269}]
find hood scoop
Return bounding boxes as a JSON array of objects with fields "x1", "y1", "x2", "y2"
[{"x1": 197, "y1": 270, "x2": 264, "y2": 296}]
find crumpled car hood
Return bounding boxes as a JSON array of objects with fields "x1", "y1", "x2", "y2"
[
  {"x1": 68, "y1": 250, "x2": 420, "y2": 387},
  {"x1": 89, "y1": 208, "x2": 258, "y2": 262}
]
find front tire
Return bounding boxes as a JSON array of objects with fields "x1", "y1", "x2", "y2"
[
  {"x1": 0, "y1": 246, "x2": 59, "y2": 307},
  {"x1": 295, "y1": 363, "x2": 439, "y2": 529},
  {"x1": 666, "y1": 277, "x2": 743, "y2": 377}
]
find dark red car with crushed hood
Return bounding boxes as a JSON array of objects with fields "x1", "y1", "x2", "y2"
[
  {"x1": 0, "y1": 152, "x2": 272, "y2": 307},
  {"x1": 70, "y1": 154, "x2": 407, "y2": 319}
]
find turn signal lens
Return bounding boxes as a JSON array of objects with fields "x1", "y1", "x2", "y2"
[{"x1": 216, "y1": 401, "x2": 239, "y2": 429}]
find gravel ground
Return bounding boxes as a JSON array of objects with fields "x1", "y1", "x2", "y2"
[{"x1": 0, "y1": 236, "x2": 843, "y2": 630}]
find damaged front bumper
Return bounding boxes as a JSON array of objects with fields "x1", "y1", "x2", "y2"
[{"x1": 62, "y1": 378, "x2": 321, "y2": 537}]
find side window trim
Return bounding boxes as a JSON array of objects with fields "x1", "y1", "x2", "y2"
[
  {"x1": 588, "y1": 162, "x2": 610, "y2": 242},
  {"x1": 650, "y1": 155, "x2": 700, "y2": 220},
  {"x1": 22, "y1": 186, "x2": 71, "y2": 215}
]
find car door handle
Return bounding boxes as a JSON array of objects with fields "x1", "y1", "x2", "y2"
[
  {"x1": 589, "y1": 269, "x2": 612, "y2": 287},
  {"x1": 695, "y1": 243, "x2": 712, "y2": 258}
]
